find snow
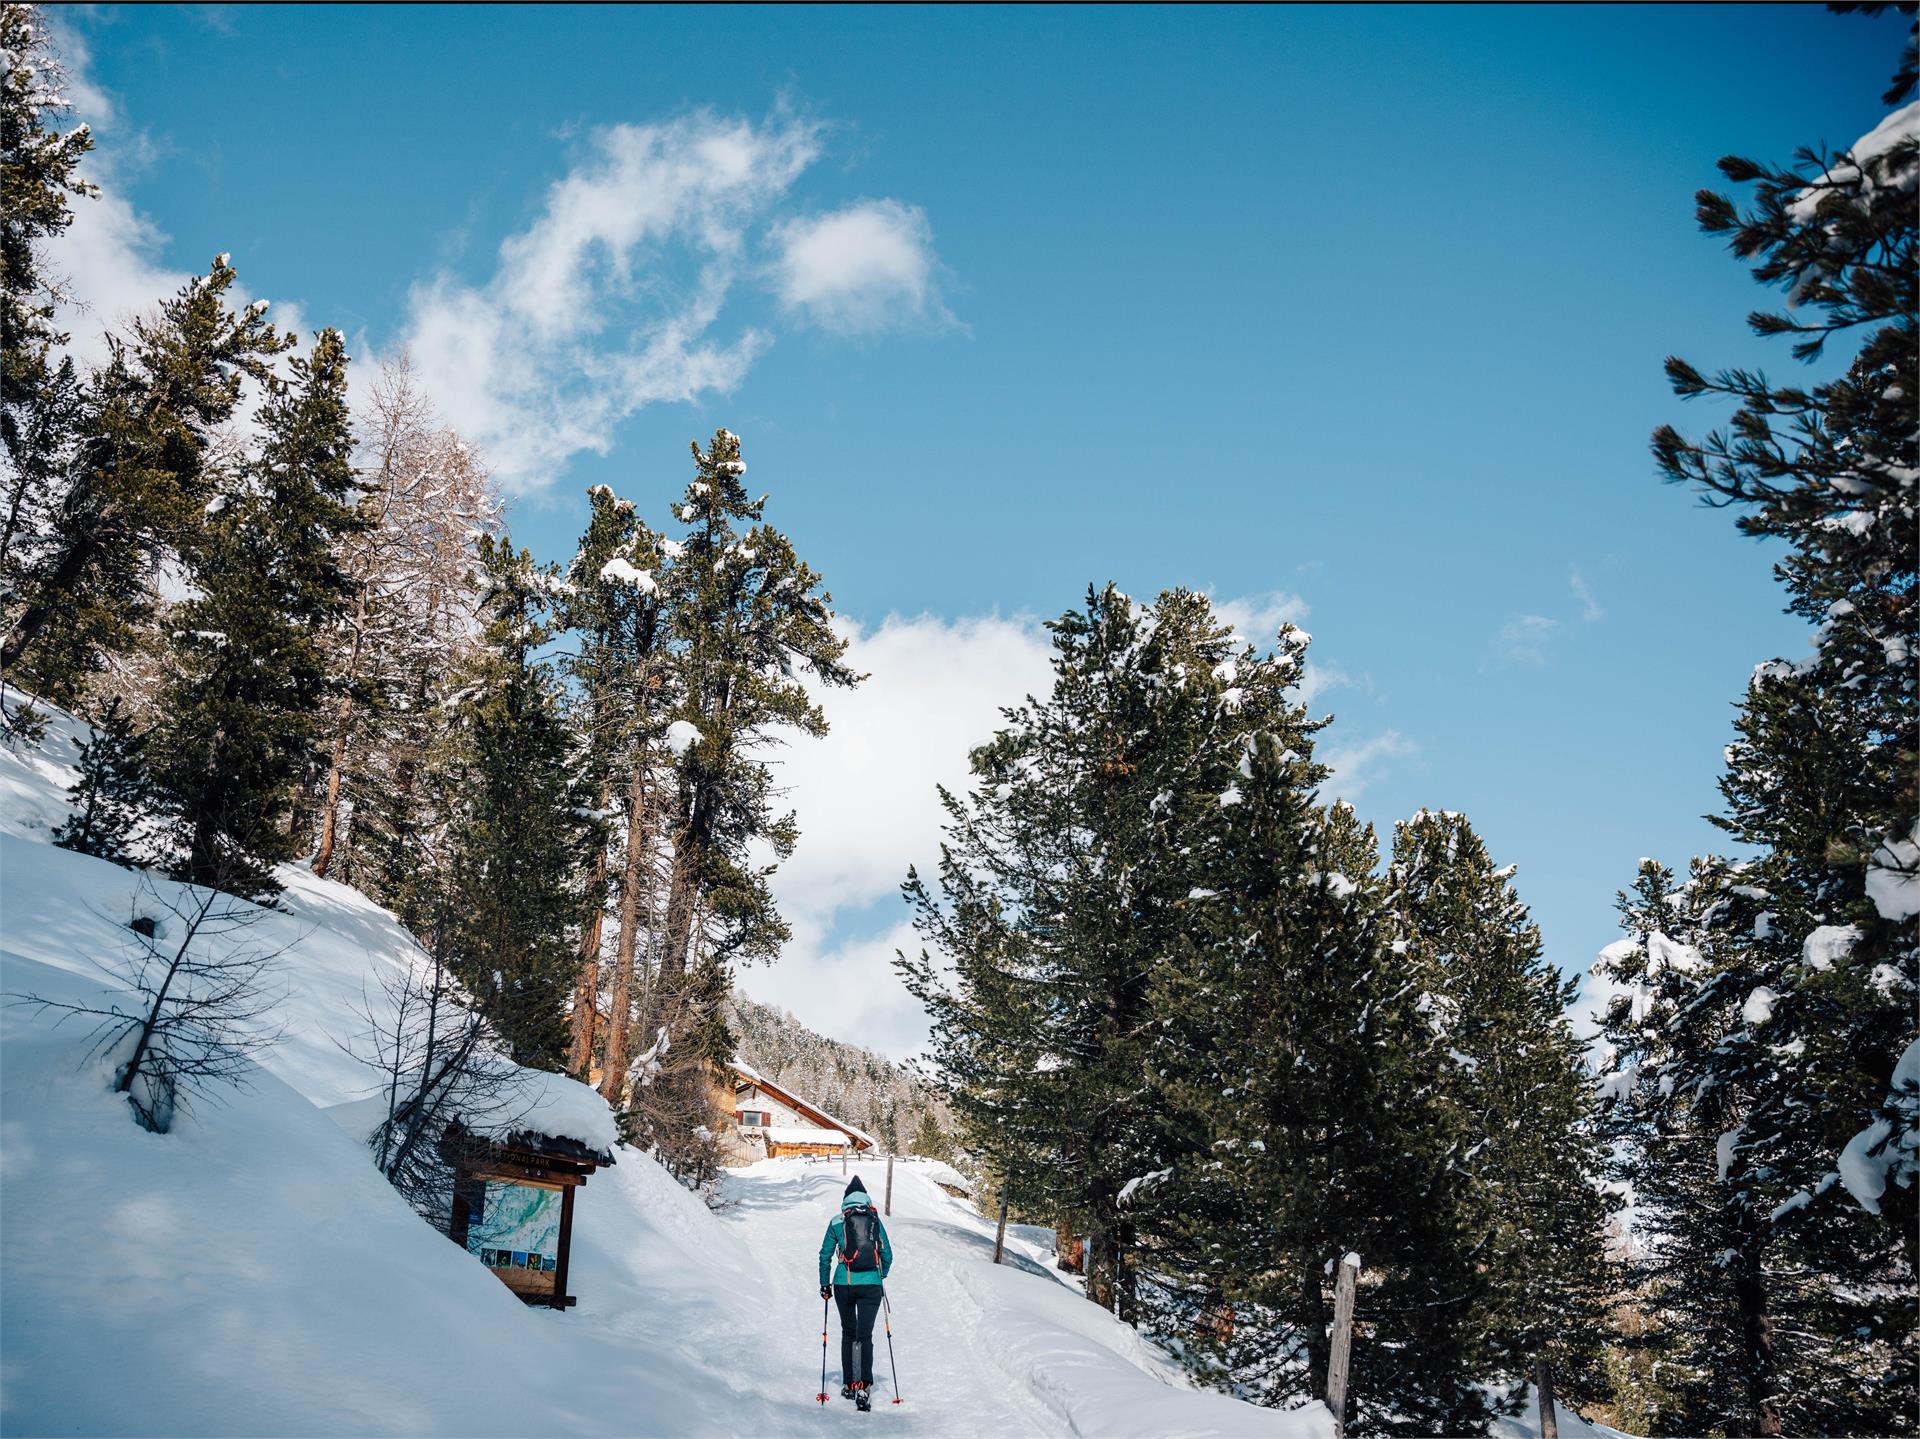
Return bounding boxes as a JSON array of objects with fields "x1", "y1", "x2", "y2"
[
  {"x1": 1801, "y1": 924, "x2": 1860, "y2": 972},
  {"x1": 664, "y1": 719, "x2": 702, "y2": 755},
  {"x1": 1, "y1": 700, "x2": 1323, "y2": 1437},
  {"x1": 1117, "y1": 1168, "x2": 1172, "y2": 1206},
  {"x1": 1865, "y1": 826, "x2": 1920, "y2": 921},
  {"x1": 1741, "y1": 987, "x2": 1777, "y2": 1026},
  {"x1": 477, "y1": 1069, "x2": 619, "y2": 1154},
  {"x1": 1716, "y1": 1126, "x2": 1744, "y2": 1182},
  {"x1": 596, "y1": 555, "x2": 655, "y2": 592},
  {"x1": 1489, "y1": 1390, "x2": 1636, "y2": 1439},
  {"x1": 1836, "y1": 1118, "x2": 1896, "y2": 1214},
  {"x1": 1645, "y1": 931, "x2": 1702, "y2": 976},
  {"x1": 763, "y1": 1123, "x2": 850, "y2": 1147}
]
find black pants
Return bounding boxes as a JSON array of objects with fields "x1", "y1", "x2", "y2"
[{"x1": 834, "y1": 1284, "x2": 884, "y2": 1386}]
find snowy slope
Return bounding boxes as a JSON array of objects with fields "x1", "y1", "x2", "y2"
[{"x1": 0, "y1": 702, "x2": 1331, "y2": 1438}]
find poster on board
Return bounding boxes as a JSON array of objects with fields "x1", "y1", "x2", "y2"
[{"x1": 467, "y1": 1181, "x2": 561, "y2": 1273}]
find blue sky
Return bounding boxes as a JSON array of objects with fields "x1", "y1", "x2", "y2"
[{"x1": 50, "y1": 5, "x2": 1909, "y2": 1053}]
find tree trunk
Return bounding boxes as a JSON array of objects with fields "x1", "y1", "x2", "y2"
[
  {"x1": 1086, "y1": 1227, "x2": 1113, "y2": 1309},
  {"x1": 311, "y1": 693, "x2": 354, "y2": 877},
  {"x1": 568, "y1": 779, "x2": 611, "y2": 1078},
  {"x1": 658, "y1": 817, "x2": 699, "y2": 983},
  {"x1": 599, "y1": 756, "x2": 650, "y2": 1104},
  {"x1": 1736, "y1": 1242, "x2": 1782, "y2": 1436},
  {"x1": 1299, "y1": 1260, "x2": 1333, "y2": 1401},
  {"x1": 2, "y1": 523, "x2": 98, "y2": 670}
]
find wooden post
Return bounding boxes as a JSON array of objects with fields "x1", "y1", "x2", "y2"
[
  {"x1": 1326, "y1": 1252, "x2": 1360, "y2": 1439},
  {"x1": 1535, "y1": 1358, "x2": 1558, "y2": 1439},
  {"x1": 554, "y1": 1182, "x2": 578, "y2": 1310},
  {"x1": 885, "y1": 1153, "x2": 895, "y2": 1216},
  {"x1": 992, "y1": 1190, "x2": 1010, "y2": 1264}
]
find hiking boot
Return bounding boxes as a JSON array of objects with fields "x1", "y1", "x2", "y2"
[
  {"x1": 840, "y1": 1384, "x2": 855, "y2": 1400},
  {"x1": 854, "y1": 1384, "x2": 872, "y2": 1412}
]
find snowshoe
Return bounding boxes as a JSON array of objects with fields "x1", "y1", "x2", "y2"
[{"x1": 854, "y1": 1385, "x2": 873, "y2": 1412}]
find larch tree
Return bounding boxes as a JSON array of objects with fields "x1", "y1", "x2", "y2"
[{"x1": 310, "y1": 357, "x2": 497, "y2": 888}]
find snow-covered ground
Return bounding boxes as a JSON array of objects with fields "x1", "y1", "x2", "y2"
[{"x1": 0, "y1": 701, "x2": 1624, "y2": 1437}]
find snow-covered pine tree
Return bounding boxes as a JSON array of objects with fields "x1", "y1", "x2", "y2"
[
  {"x1": 1143, "y1": 742, "x2": 1492, "y2": 1435},
  {"x1": 655, "y1": 429, "x2": 859, "y2": 989},
  {"x1": 0, "y1": 3, "x2": 95, "y2": 597},
  {"x1": 607, "y1": 430, "x2": 856, "y2": 1171},
  {"x1": 52, "y1": 694, "x2": 149, "y2": 863},
  {"x1": 3, "y1": 255, "x2": 290, "y2": 700},
  {"x1": 153, "y1": 327, "x2": 361, "y2": 899},
  {"x1": 1599, "y1": 27, "x2": 1917, "y2": 1434},
  {"x1": 901, "y1": 585, "x2": 1318, "y2": 1320},
  {"x1": 1385, "y1": 809, "x2": 1616, "y2": 1412},
  {"x1": 1594, "y1": 860, "x2": 1761, "y2": 1438},
  {"x1": 439, "y1": 535, "x2": 589, "y2": 1070},
  {"x1": 557, "y1": 484, "x2": 677, "y2": 1095}
]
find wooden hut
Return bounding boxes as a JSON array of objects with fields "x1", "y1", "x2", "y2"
[{"x1": 726, "y1": 1060, "x2": 876, "y2": 1160}]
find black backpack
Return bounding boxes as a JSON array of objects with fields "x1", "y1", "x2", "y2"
[{"x1": 841, "y1": 1204, "x2": 882, "y2": 1272}]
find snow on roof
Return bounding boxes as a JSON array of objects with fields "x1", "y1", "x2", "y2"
[
  {"x1": 728, "y1": 1060, "x2": 876, "y2": 1147},
  {"x1": 468, "y1": 1069, "x2": 619, "y2": 1158},
  {"x1": 763, "y1": 1125, "x2": 849, "y2": 1148}
]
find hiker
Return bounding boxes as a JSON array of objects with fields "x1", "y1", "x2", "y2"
[{"x1": 819, "y1": 1174, "x2": 893, "y2": 1411}]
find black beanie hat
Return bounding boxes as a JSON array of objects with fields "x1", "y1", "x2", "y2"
[{"x1": 844, "y1": 1175, "x2": 867, "y2": 1198}]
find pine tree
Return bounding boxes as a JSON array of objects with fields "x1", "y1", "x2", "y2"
[
  {"x1": 52, "y1": 695, "x2": 149, "y2": 864},
  {"x1": 439, "y1": 535, "x2": 588, "y2": 1070},
  {"x1": 152, "y1": 328, "x2": 361, "y2": 899},
  {"x1": 1385, "y1": 809, "x2": 1616, "y2": 1411},
  {"x1": 0, "y1": 3, "x2": 95, "y2": 593},
  {"x1": 3, "y1": 256, "x2": 290, "y2": 700},
  {"x1": 557, "y1": 483, "x2": 675, "y2": 1094},
  {"x1": 901, "y1": 585, "x2": 1319, "y2": 1321},
  {"x1": 656, "y1": 429, "x2": 858, "y2": 986},
  {"x1": 1602, "y1": 30, "x2": 1917, "y2": 1431},
  {"x1": 1143, "y1": 746, "x2": 1491, "y2": 1435},
  {"x1": 1594, "y1": 861, "x2": 1764, "y2": 1438}
]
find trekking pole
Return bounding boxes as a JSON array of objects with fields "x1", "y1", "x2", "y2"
[
  {"x1": 816, "y1": 1292, "x2": 831, "y2": 1404},
  {"x1": 883, "y1": 1293, "x2": 903, "y2": 1404}
]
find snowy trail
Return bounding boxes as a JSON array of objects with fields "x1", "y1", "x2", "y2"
[{"x1": 717, "y1": 1158, "x2": 1069, "y2": 1435}]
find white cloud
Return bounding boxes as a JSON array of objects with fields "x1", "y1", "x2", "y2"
[
  {"x1": 40, "y1": 14, "x2": 185, "y2": 369},
  {"x1": 1213, "y1": 589, "x2": 1310, "y2": 648},
  {"x1": 1571, "y1": 569, "x2": 1603, "y2": 622},
  {"x1": 1489, "y1": 613, "x2": 1559, "y2": 667},
  {"x1": 41, "y1": 13, "x2": 306, "y2": 393},
  {"x1": 746, "y1": 610, "x2": 1055, "y2": 1057},
  {"x1": 770, "y1": 199, "x2": 948, "y2": 335},
  {"x1": 401, "y1": 112, "x2": 823, "y2": 492},
  {"x1": 1319, "y1": 729, "x2": 1416, "y2": 803},
  {"x1": 773, "y1": 611, "x2": 1055, "y2": 922}
]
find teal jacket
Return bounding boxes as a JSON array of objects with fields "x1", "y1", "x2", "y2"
[{"x1": 819, "y1": 1193, "x2": 893, "y2": 1288}]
